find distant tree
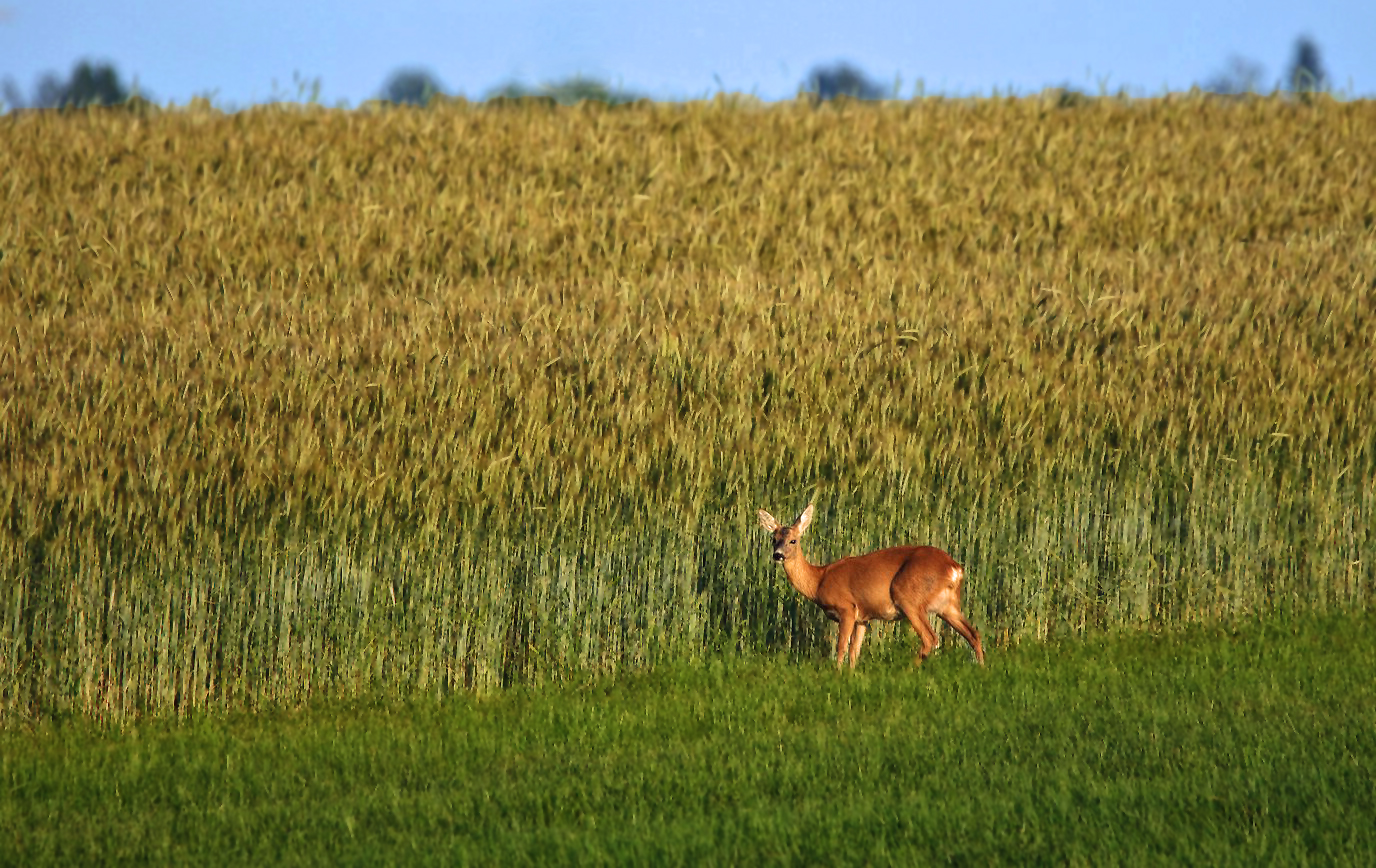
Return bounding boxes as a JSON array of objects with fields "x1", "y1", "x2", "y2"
[
  {"x1": 485, "y1": 75, "x2": 642, "y2": 106},
  {"x1": 1, "y1": 77, "x2": 23, "y2": 110},
  {"x1": 805, "y1": 62, "x2": 884, "y2": 101},
  {"x1": 380, "y1": 68, "x2": 446, "y2": 105},
  {"x1": 64, "y1": 61, "x2": 129, "y2": 106},
  {"x1": 1204, "y1": 56, "x2": 1267, "y2": 95},
  {"x1": 1041, "y1": 83, "x2": 1093, "y2": 108},
  {"x1": 1288, "y1": 36, "x2": 1327, "y2": 93},
  {"x1": 4, "y1": 60, "x2": 134, "y2": 109}
]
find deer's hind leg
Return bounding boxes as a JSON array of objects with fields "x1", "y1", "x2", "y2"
[
  {"x1": 938, "y1": 611, "x2": 985, "y2": 665},
  {"x1": 893, "y1": 575, "x2": 944, "y2": 666},
  {"x1": 894, "y1": 600, "x2": 939, "y2": 666}
]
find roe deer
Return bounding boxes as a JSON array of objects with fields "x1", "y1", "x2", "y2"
[{"x1": 757, "y1": 503, "x2": 985, "y2": 669}]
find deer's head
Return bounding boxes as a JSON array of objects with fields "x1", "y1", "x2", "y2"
[{"x1": 757, "y1": 503, "x2": 814, "y2": 564}]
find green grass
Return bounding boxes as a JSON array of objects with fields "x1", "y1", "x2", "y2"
[{"x1": 4, "y1": 606, "x2": 1373, "y2": 865}]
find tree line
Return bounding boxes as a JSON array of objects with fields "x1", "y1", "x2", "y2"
[{"x1": 2, "y1": 36, "x2": 1335, "y2": 111}]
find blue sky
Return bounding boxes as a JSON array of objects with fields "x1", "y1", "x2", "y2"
[{"x1": 1, "y1": 1, "x2": 1372, "y2": 107}]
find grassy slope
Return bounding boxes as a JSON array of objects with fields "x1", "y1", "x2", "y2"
[{"x1": 3, "y1": 607, "x2": 1374, "y2": 866}]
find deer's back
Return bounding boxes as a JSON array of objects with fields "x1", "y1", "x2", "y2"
[{"x1": 817, "y1": 545, "x2": 960, "y2": 615}]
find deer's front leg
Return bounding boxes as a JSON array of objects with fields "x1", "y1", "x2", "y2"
[
  {"x1": 835, "y1": 610, "x2": 857, "y2": 669},
  {"x1": 848, "y1": 622, "x2": 868, "y2": 669}
]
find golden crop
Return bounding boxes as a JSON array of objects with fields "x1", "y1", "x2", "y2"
[{"x1": 1, "y1": 96, "x2": 1372, "y2": 719}]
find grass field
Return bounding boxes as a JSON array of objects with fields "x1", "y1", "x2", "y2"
[
  {"x1": 1, "y1": 95, "x2": 1373, "y2": 721},
  {"x1": 2, "y1": 607, "x2": 1373, "y2": 864}
]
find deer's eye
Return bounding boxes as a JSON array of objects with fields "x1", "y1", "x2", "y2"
[{"x1": 789, "y1": 538, "x2": 797, "y2": 544}]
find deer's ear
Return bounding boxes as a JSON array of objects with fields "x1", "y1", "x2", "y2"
[
  {"x1": 795, "y1": 503, "x2": 814, "y2": 535},
  {"x1": 757, "y1": 510, "x2": 780, "y2": 532}
]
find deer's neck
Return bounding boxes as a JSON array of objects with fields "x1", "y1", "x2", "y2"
[{"x1": 782, "y1": 553, "x2": 824, "y2": 602}]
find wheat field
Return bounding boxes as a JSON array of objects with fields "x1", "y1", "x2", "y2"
[{"x1": 1, "y1": 95, "x2": 1372, "y2": 720}]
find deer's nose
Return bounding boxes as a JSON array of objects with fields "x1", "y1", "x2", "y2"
[{"x1": 772, "y1": 552, "x2": 785, "y2": 562}]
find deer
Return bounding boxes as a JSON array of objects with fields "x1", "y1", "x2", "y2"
[{"x1": 757, "y1": 503, "x2": 985, "y2": 669}]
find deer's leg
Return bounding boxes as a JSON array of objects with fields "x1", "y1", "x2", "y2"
[
  {"x1": 893, "y1": 590, "x2": 938, "y2": 666},
  {"x1": 907, "y1": 613, "x2": 938, "y2": 666},
  {"x1": 848, "y1": 622, "x2": 869, "y2": 669},
  {"x1": 835, "y1": 611, "x2": 857, "y2": 669},
  {"x1": 939, "y1": 611, "x2": 986, "y2": 665}
]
